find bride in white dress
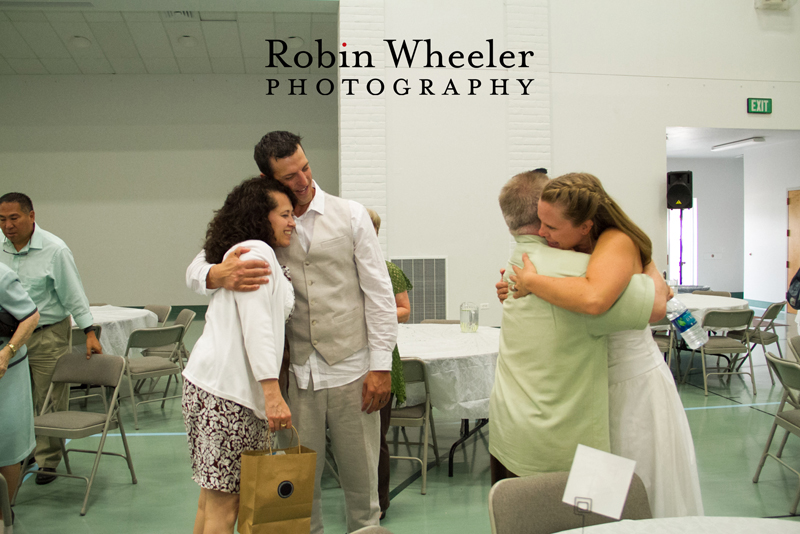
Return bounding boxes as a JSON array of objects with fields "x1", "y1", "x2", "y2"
[{"x1": 509, "y1": 172, "x2": 704, "y2": 518}]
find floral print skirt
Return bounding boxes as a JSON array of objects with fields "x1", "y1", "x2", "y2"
[{"x1": 182, "y1": 379, "x2": 272, "y2": 493}]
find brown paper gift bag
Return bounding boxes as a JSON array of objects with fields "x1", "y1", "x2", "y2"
[{"x1": 238, "y1": 427, "x2": 317, "y2": 534}]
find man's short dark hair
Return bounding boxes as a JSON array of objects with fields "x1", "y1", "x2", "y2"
[
  {"x1": 254, "y1": 131, "x2": 304, "y2": 178},
  {"x1": 0, "y1": 192, "x2": 33, "y2": 213}
]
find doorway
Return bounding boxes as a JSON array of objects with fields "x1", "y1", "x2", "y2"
[
  {"x1": 788, "y1": 189, "x2": 800, "y2": 314},
  {"x1": 668, "y1": 202, "x2": 697, "y2": 285}
]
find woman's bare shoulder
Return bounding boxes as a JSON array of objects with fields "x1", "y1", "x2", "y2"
[{"x1": 596, "y1": 227, "x2": 636, "y2": 250}]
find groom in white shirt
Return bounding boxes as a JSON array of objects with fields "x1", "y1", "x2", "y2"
[{"x1": 186, "y1": 131, "x2": 397, "y2": 533}]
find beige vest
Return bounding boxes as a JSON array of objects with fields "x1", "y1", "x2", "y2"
[{"x1": 276, "y1": 192, "x2": 368, "y2": 366}]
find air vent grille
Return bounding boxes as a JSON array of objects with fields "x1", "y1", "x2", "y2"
[
  {"x1": 160, "y1": 11, "x2": 197, "y2": 21},
  {"x1": 390, "y1": 258, "x2": 446, "y2": 324}
]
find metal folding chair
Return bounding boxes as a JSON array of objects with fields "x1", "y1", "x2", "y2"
[
  {"x1": 728, "y1": 301, "x2": 786, "y2": 385},
  {"x1": 753, "y1": 352, "x2": 800, "y2": 515},
  {"x1": 390, "y1": 358, "x2": 440, "y2": 495},
  {"x1": 14, "y1": 352, "x2": 136, "y2": 515},
  {"x1": 488, "y1": 472, "x2": 651, "y2": 534},
  {"x1": 143, "y1": 304, "x2": 171, "y2": 327},
  {"x1": 122, "y1": 325, "x2": 184, "y2": 430},
  {"x1": 682, "y1": 309, "x2": 755, "y2": 396}
]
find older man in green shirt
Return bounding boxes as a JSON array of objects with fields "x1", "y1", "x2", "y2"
[
  {"x1": 489, "y1": 171, "x2": 658, "y2": 483},
  {"x1": 0, "y1": 192, "x2": 101, "y2": 485}
]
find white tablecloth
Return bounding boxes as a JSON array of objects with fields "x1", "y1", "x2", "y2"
[
  {"x1": 71, "y1": 305, "x2": 159, "y2": 356},
  {"x1": 674, "y1": 294, "x2": 750, "y2": 324},
  {"x1": 561, "y1": 516, "x2": 800, "y2": 533},
  {"x1": 397, "y1": 323, "x2": 500, "y2": 420}
]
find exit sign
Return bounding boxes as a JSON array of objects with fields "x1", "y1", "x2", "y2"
[{"x1": 748, "y1": 98, "x2": 772, "y2": 114}]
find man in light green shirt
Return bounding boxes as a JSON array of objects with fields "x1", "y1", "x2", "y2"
[
  {"x1": 489, "y1": 171, "x2": 656, "y2": 482},
  {"x1": 0, "y1": 192, "x2": 101, "y2": 485}
]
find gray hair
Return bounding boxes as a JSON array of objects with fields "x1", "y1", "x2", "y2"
[{"x1": 498, "y1": 170, "x2": 549, "y2": 232}]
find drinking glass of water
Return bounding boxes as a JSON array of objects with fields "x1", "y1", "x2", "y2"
[{"x1": 460, "y1": 302, "x2": 479, "y2": 333}]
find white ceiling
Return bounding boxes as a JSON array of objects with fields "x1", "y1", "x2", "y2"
[
  {"x1": 0, "y1": 1, "x2": 339, "y2": 75},
  {"x1": 666, "y1": 127, "x2": 800, "y2": 159}
]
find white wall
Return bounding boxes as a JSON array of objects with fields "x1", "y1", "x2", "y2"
[
  {"x1": 336, "y1": 0, "x2": 800, "y2": 325},
  {"x1": 341, "y1": 0, "x2": 550, "y2": 327},
  {"x1": 549, "y1": 0, "x2": 800, "y2": 279},
  {"x1": 667, "y1": 158, "x2": 744, "y2": 293},
  {"x1": 744, "y1": 139, "x2": 800, "y2": 301},
  {"x1": 0, "y1": 74, "x2": 338, "y2": 306}
]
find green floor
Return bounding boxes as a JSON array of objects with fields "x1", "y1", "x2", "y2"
[{"x1": 9, "y1": 313, "x2": 800, "y2": 533}]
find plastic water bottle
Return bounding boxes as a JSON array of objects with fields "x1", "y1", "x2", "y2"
[{"x1": 665, "y1": 299, "x2": 708, "y2": 350}]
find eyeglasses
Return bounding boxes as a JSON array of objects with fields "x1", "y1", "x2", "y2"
[{"x1": 2, "y1": 248, "x2": 27, "y2": 256}]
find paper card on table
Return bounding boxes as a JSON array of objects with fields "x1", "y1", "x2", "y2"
[{"x1": 562, "y1": 444, "x2": 636, "y2": 520}]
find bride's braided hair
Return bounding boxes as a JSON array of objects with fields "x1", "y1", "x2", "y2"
[{"x1": 540, "y1": 173, "x2": 652, "y2": 266}]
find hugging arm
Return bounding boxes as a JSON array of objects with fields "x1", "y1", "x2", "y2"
[
  {"x1": 186, "y1": 247, "x2": 272, "y2": 294},
  {"x1": 509, "y1": 229, "x2": 640, "y2": 315},
  {"x1": 644, "y1": 260, "x2": 670, "y2": 322}
]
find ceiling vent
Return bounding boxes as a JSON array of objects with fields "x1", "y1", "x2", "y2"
[
  {"x1": 160, "y1": 11, "x2": 197, "y2": 21},
  {"x1": 199, "y1": 12, "x2": 237, "y2": 21}
]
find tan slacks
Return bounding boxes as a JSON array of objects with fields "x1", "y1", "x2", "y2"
[
  {"x1": 26, "y1": 317, "x2": 71, "y2": 469},
  {"x1": 288, "y1": 372, "x2": 381, "y2": 534}
]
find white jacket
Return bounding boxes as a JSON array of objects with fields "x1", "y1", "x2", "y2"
[{"x1": 183, "y1": 240, "x2": 294, "y2": 418}]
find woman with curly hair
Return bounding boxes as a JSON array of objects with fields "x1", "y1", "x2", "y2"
[{"x1": 182, "y1": 176, "x2": 297, "y2": 534}]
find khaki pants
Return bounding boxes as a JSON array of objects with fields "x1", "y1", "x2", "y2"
[
  {"x1": 27, "y1": 317, "x2": 72, "y2": 469},
  {"x1": 288, "y1": 373, "x2": 381, "y2": 534}
]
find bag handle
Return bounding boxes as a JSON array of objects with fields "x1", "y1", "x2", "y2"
[{"x1": 268, "y1": 426, "x2": 302, "y2": 455}]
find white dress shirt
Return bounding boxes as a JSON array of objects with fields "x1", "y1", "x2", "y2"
[{"x1": 288, "y1": 184, "x2": 395, "y2": 390}]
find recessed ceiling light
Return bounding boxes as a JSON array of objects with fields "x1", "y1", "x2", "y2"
[
  {"x1": 70, "y1": 36, "x2": 92, "y2": 49},
  {"x1": 178, "y1": 35, "x2": 198, "y2": 48},
  {"x1": 287, "y1": 36, "x2": 304, "y2": 49}
]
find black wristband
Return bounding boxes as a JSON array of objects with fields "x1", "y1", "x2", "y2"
[{"x1": 83, "y1": 325, "x2": 96, "y2": 335}]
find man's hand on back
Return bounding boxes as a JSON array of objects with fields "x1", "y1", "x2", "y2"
[{"x1": 206, "y1": 247, "x2": 272, "y2": 291}]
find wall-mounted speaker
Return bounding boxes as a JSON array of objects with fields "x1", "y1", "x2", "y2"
[{"x1": 667, "y1": 171, "x2": 693, "y2": 210}]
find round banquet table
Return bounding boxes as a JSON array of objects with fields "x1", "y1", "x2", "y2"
[
  {"x1": 397, "y1": 323, "x2": 500, "y2": 420},
  {"x1": 561, "y1": 516, "x2": 800, "y2": 533},
  {"x1": 397, "y1": 323, "x2": 501, "y2": 477},
  {"x1": 71, "y1": 305, "x2": 159, "y2": 356},
  {"x1": 673, "y1": 293, "x2": 750, "y2": 324}
]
